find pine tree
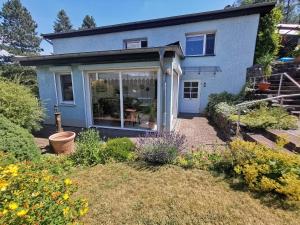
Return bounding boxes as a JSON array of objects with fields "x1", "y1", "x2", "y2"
[
  {"x1": 81, "y1": 15, "x2": 96, "y2": 29},
  {"x1": 0, "y1": 0, "x2": 41, "y2": 55},
  {"x1": 53, "y1": 9, "x2": 72, "y2": 33}
]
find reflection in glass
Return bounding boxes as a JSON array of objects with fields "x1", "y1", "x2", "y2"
[
  {"x1": 90, "y1": 73, "x2": 121, "y2": 127},
  {"x1": 122, "y1": 72, "x2": 157, "y2": 130}
]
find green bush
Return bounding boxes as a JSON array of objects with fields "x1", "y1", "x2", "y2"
[
  {"x1": 105, "y1": 138, "x2": 136, "y2": 162},
  {"x1": 71, "y1": 129, "x2": 105, "y2": 166},
  {"x1": 207, "y1": 92, "x2": 237, "y2": 116},
  {"x1": 230, "y1": 139, "x2": 300, "y2": 202},
  {"x1": 175, "y1": 150, "x2": 224, "y2": 170},
  {"x1": 0, "y1": 79, "x2": 44, "y2": 131},
  {"x1": 0, "y1": 115, "x2": 40, "y2": 161},
  {"x1": 230, "y1": 106, "x2": 298, "y2": 130},
  {"x1": 71, "y1": 130, "x2": 136, "y2": 166}
]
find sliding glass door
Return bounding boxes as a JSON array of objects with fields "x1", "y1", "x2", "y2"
[
  {"x1": 89, "y1": 70, "x2": 157, "y2": 130},
  {"x1": 90, "y1": 72, "x2": 121, "y2": 127}
]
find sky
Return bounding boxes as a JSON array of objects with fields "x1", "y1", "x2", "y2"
[{"x1": 0, "y1": 0, "x2": 234, "y2": 54}]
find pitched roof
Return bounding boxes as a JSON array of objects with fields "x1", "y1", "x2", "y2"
[{"x1": 42, "y1": 2, "x2": 276, "y2": 40}]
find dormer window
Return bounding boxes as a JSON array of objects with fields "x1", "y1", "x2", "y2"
[{"x1": 124, "y1": 38, "x2": 148, "y2": 49}]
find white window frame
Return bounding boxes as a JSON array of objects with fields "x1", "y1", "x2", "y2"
[
  {"x1": 55, "y1": 72, "x2": 75, "y2": 105},
  {"x1": 185, "y1": 32, "x2": 215, "y2": 56},
  {"x1": 124, "y1": 38, "x2": 148, "y2": 49},
  {"x1": 183, "y1": 81, "x2": 199, "y2": 99}
]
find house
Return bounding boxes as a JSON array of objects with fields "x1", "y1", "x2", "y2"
[
  {"x1": 18, "y1": 2, "x2": 275, "y2": 132},
  {"x1": 278, "y1": 24, "x2": 300, "y2": 57}
]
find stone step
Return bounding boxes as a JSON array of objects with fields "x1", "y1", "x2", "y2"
[
  {"x1": 264, "y1": 129, "x2": 300, "y2": 153},
  {"x1": 244, "y1": 132, "x2": 278, "y2": 149},
  {"x1": 291, "y1": 111, "x2": 300, "y2": 117},
  {"x1": 271, "y1": 104, "x2": 300, "y2": 111}
]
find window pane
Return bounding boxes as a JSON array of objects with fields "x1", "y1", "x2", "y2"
[
  {"x1": 186, "y1": 36, "x2": 204, "y2": 55},
  {"x1": 191, "y1": 88, "x2": 198, "y2": 92},
  {"x1": 184, "y1": 82, "x2": 191, "y2": 87},
  {"x1": 122, "y1": 71, "x2": 157, "y2": 130},
  {"x1": 205, "y1": 33, "x2": 215, "y2": 55},
  {"x1": 184, "y1": 93, "x2": 190, "y2": 98},
  {"x1": 60, "y1": 74, "x2": 73, "y2": 102},
  {"x1": 184, "y1": 87, "x2": 191, "y2": 93},
  {"x1": 192, "y1": 82, "x2": 198, "y2": 87},
  {"x1": 141, "y1": 40, "x2": 148, "y2": 48},
  {"x1": 126, "y1": 41, "x2": 141, "y2": 49},
  {"x1": 191, "y1": 93, "x2": 198, "y2": 98}
]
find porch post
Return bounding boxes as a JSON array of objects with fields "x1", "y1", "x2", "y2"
[{"x1": 157, "y1": 68, "x2": 162, "y2": 132}]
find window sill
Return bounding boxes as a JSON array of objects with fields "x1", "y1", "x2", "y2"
[
  {"x1": 185, "y1": 54, "x2": 215, "y2": 57},
  {"x1": 59, "y1": 102, "x2": 76, "y2": 107}
]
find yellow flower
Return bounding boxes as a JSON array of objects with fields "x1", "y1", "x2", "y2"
[
  {"x1": 2, "y1": 209, "x2": 8, "y2": 215},
  {"x1": 17, "y1": 209, "x2": 28, "y2": 217},
  {"x1": 5, "y1": 164, "x2": 18, "y2": 176},
  {"x1": 0, "y1": 180, "x2": 9, "y2": 192},
  {"x1": 63, "y1": 193, "x2": 69, "y2": 200},
  {"x1": 63, "y1": 207, "x2": 70, "y2": 217},
  {"x1": 8, "y1": 202, "x2": 18, "y2": 210},
  {"x1": 64, "y1": 178, "x2": 72, "y2": 185},
  {"x1": 79, "y1": 207, "x2": 88, "y2": 216}
]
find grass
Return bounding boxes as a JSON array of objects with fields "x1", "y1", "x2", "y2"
[{"x1": 73, "y1": 163, "x2": 300, "y2": 225}]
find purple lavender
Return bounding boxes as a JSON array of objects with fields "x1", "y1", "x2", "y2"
[{"x1": 136, "y1": 131, "x2": 187, "y2": 164}]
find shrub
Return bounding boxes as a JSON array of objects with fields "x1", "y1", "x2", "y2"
[
  {"x1": 175, "y1": 150, "x2": 224, "y2": 170},
  {"x1": 207, "y1": 92, "x2": 237, "y2": 116},
  {"x1": 230, "y1": 139, "x2": 300, "y2": 201},
  {"x1": 0, "y1": 79, "x2": 44, "y2": 131},
  {"x1": 0, "y1": 115, "x2": 40, "y2": 161},
  {"x1": 230, "y1": 106, "x2": 298, "y2": 130},
  {"x1": 136, "y1": 132, "x2": 186, "y2": 164},
  {"x1": 105, "y1": 138, "x2": 136, "y2": 162},
  {"x1": 0, "y1": 155, "x2": 88, "y2": 224},
  {"x1": 70, "y1": 129, "x2": 105, "y2": 166}
]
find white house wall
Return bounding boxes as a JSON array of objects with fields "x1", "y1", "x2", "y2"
[{"x1": 52, "y1": 14, "x2": 260, "y2": 113}]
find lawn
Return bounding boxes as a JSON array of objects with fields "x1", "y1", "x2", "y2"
[{"x1": 73, "y1": 163, "x2": 300, "y2": 225}]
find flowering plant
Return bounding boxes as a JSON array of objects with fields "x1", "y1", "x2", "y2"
[
  {"x1": 0, "y1": 154, "x2": 88, "y2": 224},
  {"x1": 136, "y1": 131, "x2": 186, "y2": 164}
]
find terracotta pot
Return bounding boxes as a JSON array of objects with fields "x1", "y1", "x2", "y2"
[
  {"x1": 295, "y1": 56, "x2": 300, "y2": 64},
  {"x1": 258, "y1": 82, "x2": 270, "y2": 92},
  {"x1": 49, "y1": 131, "x2": 76, "y2": 154}
]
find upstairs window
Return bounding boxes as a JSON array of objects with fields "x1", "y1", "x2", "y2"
[
  {"x1": 186, "y1": 33, "x2": 215, "y2": 56},
  {"x1": 124, "y1": 38, "x2": 148, "y2": 49}
]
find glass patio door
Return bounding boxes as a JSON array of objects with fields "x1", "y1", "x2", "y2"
[
  {"x1": 90, "y1": 72, "x2": 121, "y2": 127},
  {"x1": 89, "y1": 71, "x2": 157, "y2": 130}
]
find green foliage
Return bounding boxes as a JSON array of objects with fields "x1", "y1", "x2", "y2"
[
  {"x1": 0, "y1": 115, "x2": 40, "y2": 162},
  {"x1": 255, "y1": 7, "x2": 283, "y2": 62},
  {"x1": 105, "y1": 138, "x2": 136, "y2": 162},
  {"x1": 0, "y1": 153, "x2": 88, "y2": 224},
  {"x1": 53, "y1": 9, "x2": 73, "y2": 33},
  {"x1": 71, "y1": 130, "x2": 136, "y2": 166},
  {"x1": 71, "y1": 129, "x2": 105, "y2": 166},
  {"x1": 0, "y1": 64, "x2": 38, "y2": 95},
  {"x1": 80, "y1": 15, "x2": 96, "y2": 29},
  {"x1": 230, "y1": 139, "x2": 300, "y2": 202},
  {"x1": 206, "y1": 92, "x2": 237, "y2": 116},
  {"x1": 0, "y1": 79, "x2": 44, "y2": 131},
  {"x1": 175, "y1": 150, "x2": 224, "y2": 170},
  {"x1": 256, "y1": 53, "x2": 274, "y2": 78},
  {"x1": 0, "y1": 0, "x2": 41, "y2": 55},
  {"x1": 231, "y1": 106, "x2": 298, "y2": 130}
]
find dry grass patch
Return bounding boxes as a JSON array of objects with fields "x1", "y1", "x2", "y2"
[{"x1": 73, "y1": 163, "x2": 300, "y2": 225}]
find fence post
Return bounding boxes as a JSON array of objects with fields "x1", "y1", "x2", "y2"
[
  {"x1": 236, "y1": 106, "x2": 241, "y2": 136},
  {"x1": 277, "y1": 73, "x2": 283, "y2": 97}
]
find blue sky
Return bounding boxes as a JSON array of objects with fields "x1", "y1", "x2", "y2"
[{"x1": 0, "y1": 0, "x2": 234, "y2": 54}]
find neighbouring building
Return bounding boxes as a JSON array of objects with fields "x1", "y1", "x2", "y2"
[{"x1": 18, "y1": 2, "x2": 275, "y2": 132}]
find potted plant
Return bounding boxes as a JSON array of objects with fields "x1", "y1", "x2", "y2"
[{"x1": 256, "y1": 54, "x2": 274, "y2": 92}]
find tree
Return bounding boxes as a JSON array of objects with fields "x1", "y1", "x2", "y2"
[
  {"x1": 0, "y1": 0, "x2": 41, "y2": 55},
  {"x1": 255, "y1": 7, "x2": 283, "y2": 62},
  {"x1": 235, "y1": 0, "x2": 299, "y2": 24},
  {"x1": 53, "y1": 9, "x2": 72, "y2": 33},
  {"x1": 81, "y1": 15, "x2": 96, "y2": 29}
]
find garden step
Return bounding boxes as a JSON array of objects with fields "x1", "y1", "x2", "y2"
[
  {"x1": 271, "y1": 104, "x2": 300, "y2": 111},
  {"x1": 291, "y1": 111, "x2": 300, "y2": 117},
  {"x1": 264, "y1": 129, "x2": 300, "y2": 153},
  {"x1": 244, "y1": 132, "x2": 292, "y2": 153}
]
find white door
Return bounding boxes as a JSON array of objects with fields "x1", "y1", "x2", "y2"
[{"x1": 180, "y1": 80, "x2": 200, "y2": 113}]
